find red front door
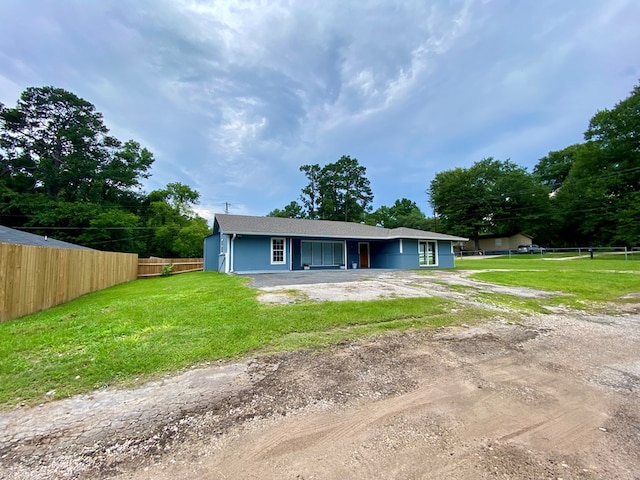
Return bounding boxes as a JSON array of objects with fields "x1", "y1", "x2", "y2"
[{"x1": 359, "y1": 243, "x2": 369, "y2": 268}]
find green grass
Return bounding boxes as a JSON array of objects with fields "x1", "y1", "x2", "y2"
[
  {"x1": 455, "y1": 254, "x2": 640, "y2": 271},
  {"x1": 0, "y1": 272, "x2": 484, "y2": 409},
  {"x1": 4, "y1": 256, "x2": 638, "y2": 409},
  {"x1": 474, "y1": 292, "x2": 554, "y2": 313},
  {"x1": 471, "y1": 270, "x2": 640, "y2": 304},
  {"x1": 454, "y1": 255, "x2": 640, "y2": 305}
]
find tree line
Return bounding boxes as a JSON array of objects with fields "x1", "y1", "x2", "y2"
[
  {"x1": 269, "y1": 156, "x2": 434, "y2": 230},
  {"x1": 273, "y1": 82, "x2": 640, "y2": 248},
  {"x1": 0, "y1": 86, "x2": 209, "y2": 257},
  {"x1": 3, "y1": 81, "x2": 638, "y2": 255},
  {"x1": 430, "y1": 82, "x2": 640, "y2": 248}
]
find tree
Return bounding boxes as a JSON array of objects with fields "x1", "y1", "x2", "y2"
[
  {"x1": 429, "y1": 158, "x2": 551, "y2": 248},
  {"x1": 299, "y1": 164, "x2": 322, "y2": 219},
  {"x1": 78, "y1": 209, "x2": 143, "y2": 253},
  {"x1": 534, "y1": 144, "x2": 583, "y2": 192},
  {"x1": 268, "y1": 201, "x2": 305, "y2": 218},
  {"x1": 143, "y1": 183, "x2": 208, "y2": 257},
  {"x1": 550, "y1": 83, "x2": 640, "y2": 246},
  {"x1": 277, "y1": 155, "x2": 374, "y2": 222},
  {"x1": 317, "y1": 155, "x2": 373, "y2": 222},
  {"x1": 370, "y1": 198, "x2": 431, "y2": 229},
  {"x1": 149, "y1": 182, "x2": 200, "y2": 218},
  {"x1": 172, "y1": 218, "x2": 211, "y2": 257},
  {"x1": 0, "y1": 86, "x2": 153, "y2": 203}
]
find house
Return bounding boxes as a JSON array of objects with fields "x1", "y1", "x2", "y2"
[
  {"x1": 0, "y1": 225, "x2": 92, "y2": 250},
  {"x1": 461, "y1": 232, "x2": 533, "y2": 253},
  {"x1": 204, "y1": 214, "x2": 467, "y2": 273}
]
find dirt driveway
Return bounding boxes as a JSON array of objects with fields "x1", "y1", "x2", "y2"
[{"x1": 1, "y1": 270, "x2": 639, "y2": 479}]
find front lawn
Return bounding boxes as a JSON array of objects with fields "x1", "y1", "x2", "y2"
[
  {"x1": 4, "y1": 256, "x2": 638, "y2": 409},
  {"x1": 0, "y1": 272, "x2": 478, "y2": 409},
  {"x1": 454, "y1": 254, "x2": 640, "y2": 306}
]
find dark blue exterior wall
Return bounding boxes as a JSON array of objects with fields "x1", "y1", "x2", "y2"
[
  {"x1": 399, "y1": 239, "x2": 421, "y2": 269},
  {"x1": 437, "y1": 241, "x2": 455, "y2": 268},
  {"x1": 233, "y1": 235, "x2": 290, "y2": 272},
  {"x1": 204, "y1": 232, "x2": 458, "y2": 272},
  {"x1": 204, "y1": 233, "x2": 222, "y2": 271}
]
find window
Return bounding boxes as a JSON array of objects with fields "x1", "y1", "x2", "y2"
[
  {"x1": 301, "y1": 241, "x2": 344, "y2": 266},
  {"x1": 419, "y1": 241, "x2": 437, "y2": 266},
  {"x1": 271, "y1": 238, "x2": 285, "y2": 264}
]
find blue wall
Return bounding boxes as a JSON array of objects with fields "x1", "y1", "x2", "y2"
[
  {"x1": 204, "y1": 232, "x2": 458, "y2": 272},
  {"x1": 437, "y1": 241, "x2": 456, "y2": 268},
  {"x1": 204, "y1": 233, "x2": 224, "y2": 272},
  {"x1": 233, "y1": 235, "x2": 289, "y2": 272}
]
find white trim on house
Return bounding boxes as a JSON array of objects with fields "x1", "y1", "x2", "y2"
[
  {"x1": 419, "y1": 240, "x2": 438, "y2": 267},
  {"x1": 289, "y1": 238, "x2": 293, "y2": 271},
  {"x1": 271, "y1": 237, "x2": 286, "y2": 264}
]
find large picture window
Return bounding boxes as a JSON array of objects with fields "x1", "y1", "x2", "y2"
[
  {"x1": 419, "y1": 241, "x2": 437, "y2": 266},
  {"x1": 271, "y1": 238, "x2": 285, "y2": 264},
  {"x1": 301, "y1": 241, "x2": 344, "y2": 266}
]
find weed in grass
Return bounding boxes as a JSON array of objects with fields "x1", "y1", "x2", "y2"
[
  {"x1": 475, "y1": 292, "x2": 549, "y2": 314},
  {"x1": 447, "y1": 284, "x2": 480, "y2": 292}
]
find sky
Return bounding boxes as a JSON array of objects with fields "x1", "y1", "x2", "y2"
[{"x1": 1, "y1": 0, "x2": 639, "y2": 222}]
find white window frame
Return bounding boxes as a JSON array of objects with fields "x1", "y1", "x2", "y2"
[
  {"x1": 271, "y1": 237, "x2": 286, "y2": 264},
  {"x1": 419, "y1": 240, "x2": 438, "y2": 266}
]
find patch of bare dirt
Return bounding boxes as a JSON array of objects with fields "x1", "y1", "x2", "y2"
[
  {"x1": 1, "y1": 271, "x2": 639, "y2": 479},
  {"x1": 256, "y1": 270, "x2": 564, "y2": 307}
]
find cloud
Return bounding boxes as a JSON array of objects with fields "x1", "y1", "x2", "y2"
[{"x1": 1, "y1": 0, "x2": 638, "y2": 217}]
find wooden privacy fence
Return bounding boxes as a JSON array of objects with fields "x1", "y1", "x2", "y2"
[
  {"x1": 0, "y1": 243, "x2": 138, "y2": 322},
  {"x1": 137, "y1": 257, "x2": 204, "y2": 277}
]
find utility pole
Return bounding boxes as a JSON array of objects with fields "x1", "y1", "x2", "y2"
[{"x1": 224, "y1": 202, "x2": 231, "y2": 214}]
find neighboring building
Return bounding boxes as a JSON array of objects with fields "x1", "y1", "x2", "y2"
[
  {"x1": 0, "y1": 225, "x2": 92, "y2": 250},
  {"x1": 204, "y1": 214, "x2": 467, "y2": 274},
  {"x1": 461, "y1": 232, "x2": 533, "y2": 253}
]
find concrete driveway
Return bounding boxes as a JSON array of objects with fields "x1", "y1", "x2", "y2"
[
  {"x1": 246, "y1": 269, "x2": 398, "y2": 288},
  {"x1": 248, "y1": 268, "x2": 567, "y2": 305}
]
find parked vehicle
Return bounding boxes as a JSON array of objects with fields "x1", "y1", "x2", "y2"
[{"x1": 517, "y1": 244, "x2": 546, "y2": 254}]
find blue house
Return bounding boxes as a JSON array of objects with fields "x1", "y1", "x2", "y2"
[{"x1": 204, "y1": 214, "x2": 467, "y2": 274}]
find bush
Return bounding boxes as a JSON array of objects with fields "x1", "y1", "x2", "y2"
[{"x1": 161, "y1": 264, "x2": 174, "y2": 277}]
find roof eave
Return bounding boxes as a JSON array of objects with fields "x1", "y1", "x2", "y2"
[{"x1": 219, "y1": 229, "x2": 467, "y2": 242}]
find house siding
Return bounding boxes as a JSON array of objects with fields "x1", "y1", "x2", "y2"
[
  {"x1": 368, "y1": 240, "x2": 417, "y2": 269},
  {"x1": 203, "y1": 236, "x2": 458, "y2": 273},
  {"x1": 437, "y1": 241, "x2": 456, "y2": 268},
  {"x1": 203, "y1": 215, "x2": 466, "y2": 273},
  {"x1": 399, "y1": 239, "x2": 421, "y2": 269},
  {"x1": 463, "y1": 233, "x2": 533, "y2": 252},
  {"x1": 203, "y1": 233, "x2": 223, "y2": 272},
  {"x1": 233, "y1": 235, "x2": 290, "y2": 272}
]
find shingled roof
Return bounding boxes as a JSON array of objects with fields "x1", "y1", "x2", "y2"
[
  {"x1": 213, "y1": 214, "x2": 467, "y2": 242},
  {"x1": 0, "y1": 225, "x2": 93, "y2": 250}
]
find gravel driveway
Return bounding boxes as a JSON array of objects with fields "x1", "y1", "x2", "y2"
[
  {"x1": 247, "y1": 269, "x2": 397, "y2": 288},
  {"x1": 2, "y1": 269, "x2": 639, "y2": 479}
]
